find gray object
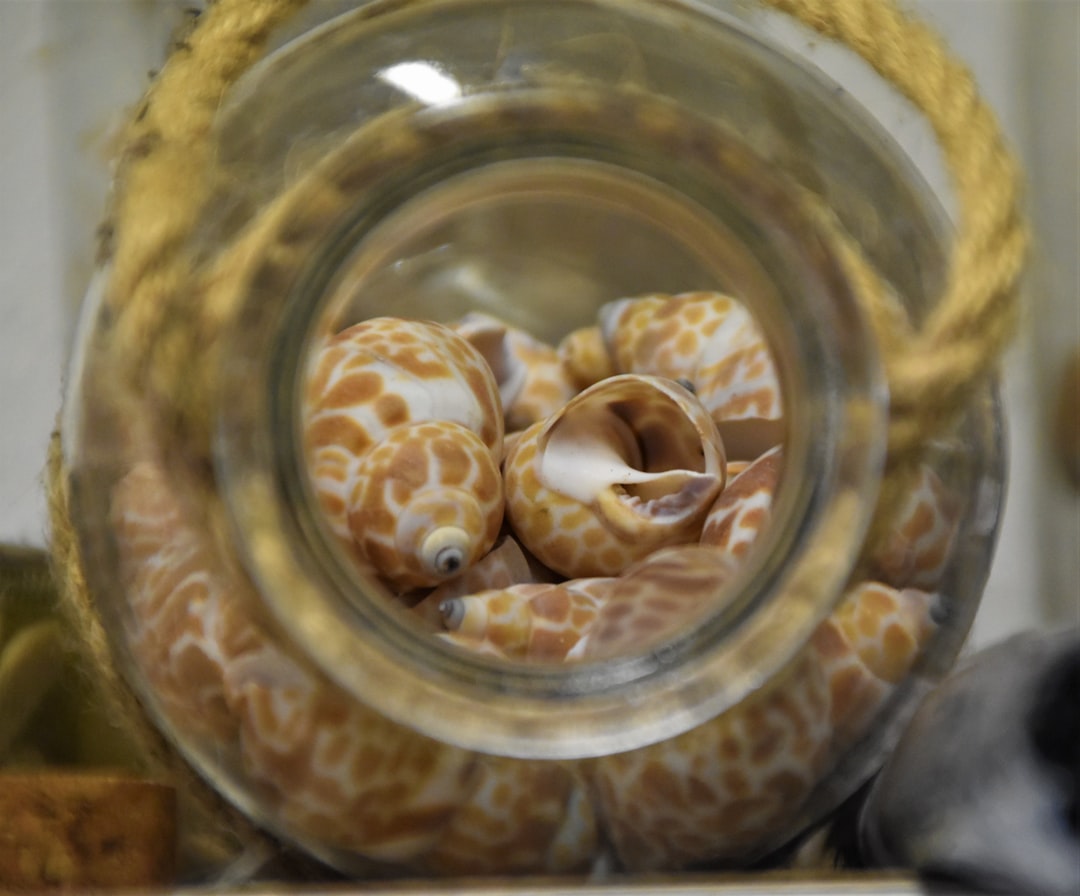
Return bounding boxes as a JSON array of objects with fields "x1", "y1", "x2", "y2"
[{"x1": 860, "y1": 628, "x2": 1079, "y2": 894}]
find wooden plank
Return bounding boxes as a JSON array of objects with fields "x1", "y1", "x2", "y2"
[{"x1": 0, "y1": 771, "x2": 176, "y2": 888}]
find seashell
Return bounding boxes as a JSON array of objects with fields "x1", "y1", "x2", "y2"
[
  {"x1": 599, "y1": 292, "x2": 784, "y2": 459},
  {"x1": 870, "y1": 465, "x2": 959, "y2": 591},
  {"x1": 504, "y1": 374, "x2": 726, "y2": 578},
  {"x1": 422, "y1": 759, "x2": 598, "y2": 874},
  {"x1": 439, "y1": 577, "x2": 616, "y2": 661},
  {"x1": 700, "y1": 445, "x2": 783, "y2": 562},
  {"x1": 410, "y1": 535, "x2": 550, "y2": 631},
  {"x1": 110, "y1": 461, "x2": 259, "y2": 741},
  {"x1": 222, "y1": 642, "x2": 477, "y2": 862},
  {"x1": 345, "y1": 419, "x2": 505, "y2": 590},
  {"x1": 557, "y1": 324, "x2": 615, "y2": 390},
  {"x1": 113, "y1": 459, "x2": 489, "y2": 865},
  {"x1": 303, "y1": 317, "x2": 505, "y2": 590},
  {"x1": 453, "y1": 312, "x2": 578, "y2": 431},
  {"x1": 809, "y1": 581, "x2": 940, "y2": 744},
  {"x1": 581, "y1": 544, "x2": 741, "y2": 661},
  {"x1": 592, "y1": 646, "x2": 833, "y2": 869}
]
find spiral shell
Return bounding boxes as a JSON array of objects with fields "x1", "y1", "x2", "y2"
[
  {"x1": 438, "y1": 577, "x2": 615, "y2": 661},
  {"x1": 303, "y1": 318, "x2": 505, "y2": 589},
  {"x1": 557, "y1": 324, "x2": 615, "y2": 390},
  {"x1": 504, "y1": 374, "x2": 726, "y2": 578},
  {"x1": 600, "y1": 292, "x2": 784, "y2": 459},
  {"x1": 453, "y1": 312, "x2": 578, "y2": 431},
  {"x1": 111, "y1": 462, "x2": 257, "y2": 741},
  {"x1": 810, "y1": 581, "x2": 940, "y2": 743},
  {"x1": 592, "y1": 647, "x2": 833, "y2": 869},
  {"x1": 410, "y1": 535, "x2": 547, "y2": 631},
  {"x1": 110, "y1": 458, "x2": 480, "y2": 864},
  {"x1": 422, "y1": 759, "x2": 598, "y2": 874},
  {"x1": 582, "y1": 544, "x2": 741, "y2": 661},
  {"x1": 700, "y1": 445, "x2": 783, "y2": 560},
  {"x1": 870, "y1": 465, "x2": 959, "y2": 591}
]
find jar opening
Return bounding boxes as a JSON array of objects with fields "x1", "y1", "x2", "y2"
[{"x1": 215, "y1": 87, "x2": 887, "y2": 758}]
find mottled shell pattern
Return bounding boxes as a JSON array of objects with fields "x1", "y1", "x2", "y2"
[
  {"x1": 600, "y1": 291, "x2": 785, "y2": 459},
  {"x1": 105, "y1": 290, "x2": 962, "y2": 875},
  {"x1": 452, "y1": 312, "x2": 578, "y2": 433},
  {"x1": 303, "y1": 317, "x2": 505, "y2": 590}
]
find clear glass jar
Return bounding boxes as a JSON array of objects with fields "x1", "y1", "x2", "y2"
[{"x1": 63, "y1": 0, "x2": 1003, "y2": 876}]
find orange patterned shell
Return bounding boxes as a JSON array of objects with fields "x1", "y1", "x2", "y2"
[
  {"x1": 870, "y1": 465, "x2": 959, "y2": 591},
  {"x1": 810, "y1": 581, "x2": 940, "y2": 744},
  {"x1": 411, "y1": 535, "x2": 544, "y2": 632},
  {"x1": 303, "y1": 318, "x2": 505, "y2": 589},
  {"x1": 557, "y1": 325, "x2": 615, "y2": 391},
  {"x1": 453, "y1": 312, "x2": 578, "y2": 432},
  {"x1": 421, "y1": 759, "x2": 598, "y2": 874},
  {"x1": 701, "y1": 445, "x2": 783, "y2": 560},
  {"x1": 591, "y1": 647, "x2": 833, "y2": 870},
  {"x1": 346, "y1": 419, "x2": 504, "y2": 589},
  {"x1": 439, "y1": 577, "x2": 616, "y2": 661},
  {"x1": 111, "y1": 462, "x2": 256, "y2": 741},
  {"x1": 111, "y1": 460, "x2": 480, "y2": 864},
  {"x1": 582, "y1": 544, "x2": 741, "y2": 661},
  {"x1": 503, "y1": 374, "x2": 726, "y2": 578},
  {"x1": 599, "y1": 292, "x2": 784, "y2": 459}
]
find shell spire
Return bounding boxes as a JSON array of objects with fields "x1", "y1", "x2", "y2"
[{"x1": 438, "y1": 578, "x2": 615, "y2": 661}]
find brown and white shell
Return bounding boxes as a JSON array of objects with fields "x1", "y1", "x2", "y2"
[
  {"x1": 600, "y1": 292, "x2": 784, "y2": 459},
  {"x1": 452, "y1": 312, "x2": 578, "y2": 431},
  {"x1": 810, "y1": 581, "x2": 941, "y2": 744},
  {"x1": 503, "y1": 374, "x2": 726, "y2": 578},
  {"x1": 438, "y1": 576, "x2": 616, "y2": 661},
  {"x1": 303, "y1": 317, "x2": 505, "y2": 590}
]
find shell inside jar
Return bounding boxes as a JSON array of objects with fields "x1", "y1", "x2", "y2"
[{"x1": 108, "y1": 291, "x2": 951, "y2": 873}]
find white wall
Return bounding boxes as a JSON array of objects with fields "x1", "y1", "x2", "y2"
[{"x1": 1, "y1": 0, "x2": 1076, "y2": 646}]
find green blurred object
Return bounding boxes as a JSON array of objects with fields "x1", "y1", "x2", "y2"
[{"x1": 0, "y1": 545, "x2": 143, "y2": 770}]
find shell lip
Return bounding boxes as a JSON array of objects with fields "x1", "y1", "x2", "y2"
[
  {"x1": 533, "y1": 373, "x2": 726, "y2": 533},
  {"x1": 595, "y1": 470, "x2": 724, "y2": 534}
]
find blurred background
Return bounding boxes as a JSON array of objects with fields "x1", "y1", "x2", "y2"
[{"x1": 0, "y1": 0, "x2": 1077, "y2": 649}]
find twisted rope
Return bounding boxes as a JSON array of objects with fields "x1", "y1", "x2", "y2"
[{"x1": 761, "y1": 0, "x2": 1027, "y2": 535}]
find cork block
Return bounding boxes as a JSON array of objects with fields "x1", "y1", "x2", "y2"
[{"x1": 0, "y1": 771, "x2": 176, "y2": 888}]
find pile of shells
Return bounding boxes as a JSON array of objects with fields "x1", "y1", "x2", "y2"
[{"x1": 109, "y1": 292, "x2": 958, "y2": 872}]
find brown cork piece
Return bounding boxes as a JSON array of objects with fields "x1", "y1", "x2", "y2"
[{"x1": 0, "y1": 771, "x2": 176, "y2": 888}]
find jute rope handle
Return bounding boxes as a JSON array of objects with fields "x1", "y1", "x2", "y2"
[{"x1": 45, "y1": 0, "x2": 1026, "y2": 876}]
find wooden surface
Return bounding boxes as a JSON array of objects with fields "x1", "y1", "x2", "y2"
[{"x1": 0, "y1": 770, "x2": 176, "y2": 888}]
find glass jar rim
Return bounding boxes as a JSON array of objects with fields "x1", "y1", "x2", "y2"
[{"x1": 214, "y1": 68, "x2": 888, "y2": 758}]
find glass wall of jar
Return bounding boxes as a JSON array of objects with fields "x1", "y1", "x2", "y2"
[{"x1": 62, "y1": 0, "x2": 1003, "y2": 875}]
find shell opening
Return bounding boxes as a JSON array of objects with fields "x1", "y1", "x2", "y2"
[{"x1": 540, "y1": 386, "x2": 715, "y2": 509}]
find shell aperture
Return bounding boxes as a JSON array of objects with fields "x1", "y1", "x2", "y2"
[{"x1": 503, "y1": 374, "x2": 726, "y2": 578}]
